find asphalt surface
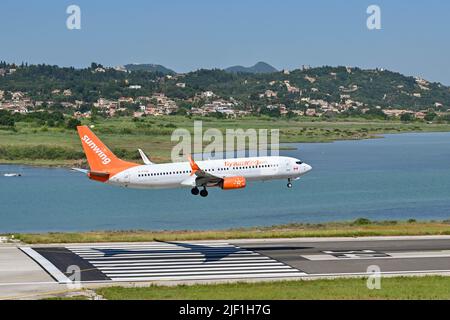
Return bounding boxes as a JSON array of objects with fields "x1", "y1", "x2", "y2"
[
  {"x1": 235, "y1": 237, "x2": 450, "y2": 276},
  {"x1": 2, "y1": 236, "x2": 450, "y2": 298}
]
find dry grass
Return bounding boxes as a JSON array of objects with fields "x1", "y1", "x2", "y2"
[{"x1": 12, "y1": 220, "x2": 450, "y2": 244}]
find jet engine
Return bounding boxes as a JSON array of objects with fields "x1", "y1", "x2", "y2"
[{"x1": 220, "y1": 176, "x2": 247, "y2": 190}]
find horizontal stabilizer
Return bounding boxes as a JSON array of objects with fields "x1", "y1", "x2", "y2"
[
  {"x1": 72, "y1": 168, "x2": 88, "y2": 174},
  {"x1": 72, "y1": 168, "x2": 110, "y2": 182},
  {"x1": 89, "y1": 171, "x2": 110, "y2": 177},
  {"x1": 88, "y1": 171, "x2": 110, "y2": 183}
]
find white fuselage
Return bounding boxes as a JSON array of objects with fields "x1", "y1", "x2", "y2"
[{"x1": 108, "y1": 156, "x2": 312, "y2": 189}]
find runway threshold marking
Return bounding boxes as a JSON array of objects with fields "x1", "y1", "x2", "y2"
[
  {"x1": 302, "y1": 250, "x2": 450, "y2": 261},
  {"x1": 25, "y1": 242, "x2": 307, "y2": 283},
  {"x1": 19, "y1": 247, "x2": 72, "y2": 283}
]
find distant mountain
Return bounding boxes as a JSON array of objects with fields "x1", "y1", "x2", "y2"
[
  {"x1": 124, "y1": 64, "x2": 176, "y2": 75},
  {"x1": 225, "y1": 62, "x2": 278, "y2": 74}
]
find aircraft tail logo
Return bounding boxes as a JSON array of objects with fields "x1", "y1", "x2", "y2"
[
  {"x1": 81, "y1": 135, "x2": 112, "y2": 165},
  {"x1": 77, "y1": 126, "x2": 138, "y2": 175}
]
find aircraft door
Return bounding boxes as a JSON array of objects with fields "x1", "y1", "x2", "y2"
[{"x1": 285, "y1": 159, "x2": 291, "y2": 174}]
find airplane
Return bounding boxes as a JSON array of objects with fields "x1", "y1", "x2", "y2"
[{"x1": 73, "y1": 125, "x2": 312, "y2": 197}]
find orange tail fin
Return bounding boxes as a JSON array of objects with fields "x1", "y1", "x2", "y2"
[
  {"x1": 188, "y1": 155, "x2": 200, "y2": 176},
  {"x1": 77, "y1": 126, "x2": 138, "y2": 174}
]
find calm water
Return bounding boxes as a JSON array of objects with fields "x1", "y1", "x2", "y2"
[{"x1": 1, "y1": 132, "x2": 450, "y2": 233}]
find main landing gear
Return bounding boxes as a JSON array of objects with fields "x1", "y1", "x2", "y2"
[
  {"x1": 191, "y1": 187, "x2": 209, "y2": 197},
  {"x1": 287, "y1": 178, "x2": 293, "y2": 189},
  {"x1": 200, "y1": 188, "x2": 209, "y2": 198}
]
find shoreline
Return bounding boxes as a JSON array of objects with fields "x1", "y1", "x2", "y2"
[
  {"x1": 5, "y1": 219, "x2": 450, "y2": 244},
  {"x1": 0, "y1": 130, "x2": 442, "y2": 169},
  {"x1": 2, "y1": 115, "x2": 450, "y2": 168}
]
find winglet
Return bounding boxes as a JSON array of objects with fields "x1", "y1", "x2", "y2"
[
  {"x1": 188, "y1": 155, "x2": 200, "y2": 176},
  {"x1": 138, "y1": 149, "x2": 153, "y2": 165}
]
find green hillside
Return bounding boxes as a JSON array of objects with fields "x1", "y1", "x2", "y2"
[{"x1": 1, "y1": 62, "x2": 449, "y2": 111}]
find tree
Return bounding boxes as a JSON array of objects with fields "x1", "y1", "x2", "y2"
[
  {"x1": 424, "y1": 111, "x2": 437, "y2": 122},
  {"x1": 260, "y1": 106, "x2": 281, "y2": 118},
  {"x1": 0, "y1": 111, "x2": 14, "y2": 127},
  {"x1": 400, "y1": 113, "x2": 414, "y2": 122},
  {"x1": 174, "y1": 108, "x2": 188, "y2": 116},
  {"x1": 90, "y1": 62, "x2": 103, "y2": 70},
  {"x1": 66, "y1": 118, "x2": 81, "y2": 130},
  {"x1": 439, "y1": 114, "x2": 450, "y2": 123},
  {"x1": 286, "y1": 111, "x2": 296, "y2": 119},
  {"x1": 364, "y1": 108, "x2": 387, "y2": 120}
]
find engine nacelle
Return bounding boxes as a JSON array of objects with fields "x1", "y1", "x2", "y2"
[{"x1": 220, "y1": 176, "x2": 246, "y2": 190}]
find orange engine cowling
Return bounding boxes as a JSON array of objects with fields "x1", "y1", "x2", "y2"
[{"x1": 220, "y1": 176, "x2": 247, "y2": 190}]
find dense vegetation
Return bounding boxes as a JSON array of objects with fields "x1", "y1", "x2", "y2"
[
  {"x1": 1, "y1": 62, "x2": 449, "y2": 111},
  {"x1": 96, "y1": 276, "x2": 450, "y2": 300},
  {"x1": 0, "y1": 110, "x2": 80, "y2": 130},
  {"x1": 0, "y1": 145, "x2": 83, "y2": 160},
  {"x1": 124, "y1": 63, "x2": 175, "y2": 75},
  {"x1": 0, "y1": 62, "x2": 161, "y2": 103}
]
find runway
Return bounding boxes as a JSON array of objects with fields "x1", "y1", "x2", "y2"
[
  {"x1": 20, "y1": 242, "x2": 306, "y2": 283},
  {"x1": 238, "y1": 237, "x2": 450, "y2": 277},
  {"x1": 17, "y1": 236, "x2": 450, "y2": 284}
]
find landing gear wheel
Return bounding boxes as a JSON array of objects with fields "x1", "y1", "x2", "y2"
[
  {"x1": 191, "y1": 187, "x2": 200, "y2": 195},
  {"x1": 287, "y1": 179, "x2": 293, "y2": 188},
  {"x1": 200, "y1": 188, "x2": 209, "y2": 198}
]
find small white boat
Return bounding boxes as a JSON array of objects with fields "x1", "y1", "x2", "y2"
[{"x1": 3, "y1": 173, "x2": 22, "y2": 177}]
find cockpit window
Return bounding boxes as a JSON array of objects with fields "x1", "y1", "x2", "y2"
[{"x1": 296, "y1": 161, "x2": 303, "y2": 165}]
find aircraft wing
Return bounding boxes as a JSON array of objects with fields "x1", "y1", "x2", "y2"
[
  {"x1": 187, "y1": 155, "x2": 223, "y2": 187},
  {"x1": 180, "y1": 175, "x2": 197, "y2": 187}
]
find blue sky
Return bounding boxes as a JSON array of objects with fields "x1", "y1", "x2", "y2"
[{"x1": 1, "y1": 0, "x2": 449, "y2": 84}]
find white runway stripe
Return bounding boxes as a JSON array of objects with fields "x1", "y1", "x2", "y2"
[
  {"x1": 96, "y1": 262, "x2": 285, "y2": 269},
  {"x1": 89, "y1": 257, "x2": 272, "y2": 265},
  {"x1": 70, "y1": 245, "x2": 236, "y2": 251},
  {"x1": 63, "y1": 242, "x2": 306, "y2": 282},
  {"x1": 70, "y1": 247, "x2": 243, "y2": 253},
  {"x1": 107, "y1": 269, "x2": 302, "y2": 277},
  {"x1": 72, "y1": 251, "x2": 254, "y2": 257},
  {"x1": 67, "y1": 243, "x2": 231, "y2": 250},
  {"x1": 80, "y1": 253, "x2": 260, "y2": 260},
  {"x1": 102, "y1": 266, "x2": 292, "y2": 273}
]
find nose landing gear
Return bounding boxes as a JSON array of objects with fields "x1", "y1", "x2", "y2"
[{"x1": 287, "y1": 178, "x2": 293, "y2": 188}]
